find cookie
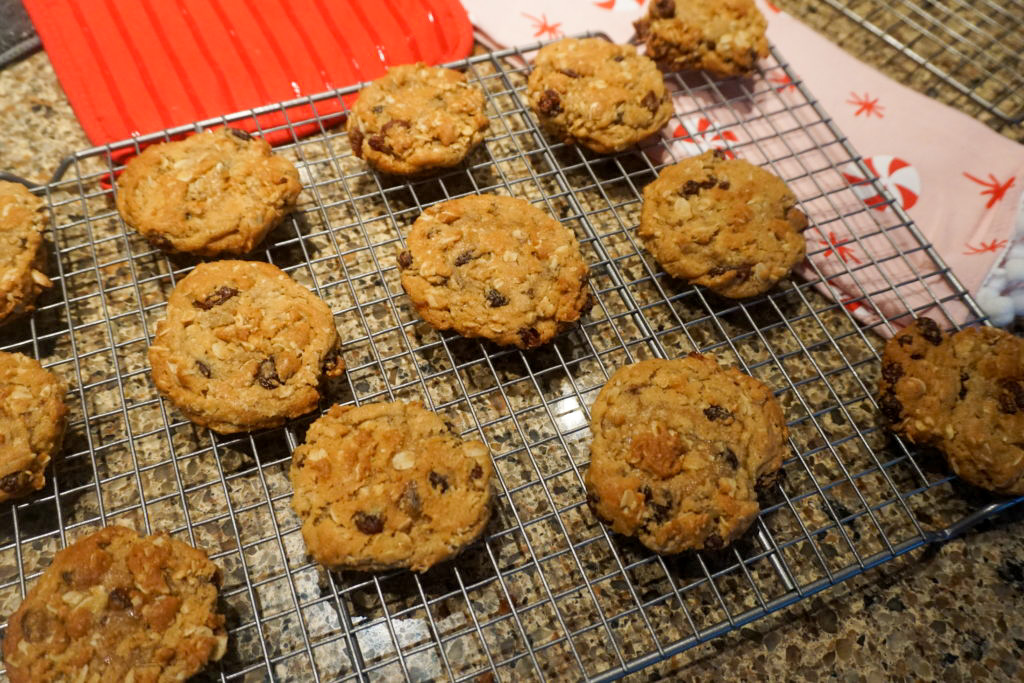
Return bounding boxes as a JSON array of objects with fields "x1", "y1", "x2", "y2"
[
  {"x1": 290, "y1": 401, "x2": 494, "y2": 573},
  {"x1": 0, "y1": 351, "x2": 67, "y2": 503},
  {"x1": 399, "y1": 194, "x2": 590, "y2": 349},
  {"x1": 635, "y1": 0, "x2": 769, "y2": 78},
  {"x1": 2, "y1": 525, "x2": 227, "y2": 683},
  {"x1": 879, "y1": 319, "x2": 1024, "y2": 495},
  {"x1": 116, "y1": 128, "x2": 301, "y2": 256},
  {"x1": 149, "y1": 260, "x2": 344, "y2": 434},
  {"x1": 585, "y1": 355, "x2": 788, "y2": 554},
  {"x1": 347, "y1": 63, "x2": 488, "y2": 176},
  {"x1": 526, "y1": 37, "x2": 674, "y2": 154},
  {"x1": 637, "y1": 150, "x2": 807, "y2": 298},
  {"x1": 0, "y1": 181, "x2": 51, "y2": 325}
]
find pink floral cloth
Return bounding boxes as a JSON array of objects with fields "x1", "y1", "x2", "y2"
[{"x1": 464, "y1": 0, "x2": 1024, "y2": 330}]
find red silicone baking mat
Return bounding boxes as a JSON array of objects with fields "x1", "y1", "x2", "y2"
[{"x1": 22, "y1": 0, "x2": 474, "y2": 146}]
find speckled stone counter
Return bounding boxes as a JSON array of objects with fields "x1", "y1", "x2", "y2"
[{"x1": 1, "y1": 10, "x2": 1022, "y2": 682}]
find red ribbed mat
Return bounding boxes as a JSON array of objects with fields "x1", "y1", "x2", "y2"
[{"x1": 23, "y1": 0, "x2": 474, "y2": 145}]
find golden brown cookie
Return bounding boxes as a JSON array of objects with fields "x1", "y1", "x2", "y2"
[
  {"x1": 0, "y1": 181, "x2": 51, "y2": 325},
  {"x1": 637, "y1": 150, "x2": 807, "y2": 298},
  {"x1": 526, "y1": 37, "x2": 674, "y2": 154},
  {"x1": 398, "y1": 194, "x2": 590, "y2": 349},
  {"x1": 116, "y1": 128, "x2": 301, "y2": 256},
  {"x1": 347, "y1": 63, "x2": 488, "y2": 176},
  {"x1": 2, "y1": 526, "x2": 227, "y2": 683},
  {"x1": 635, "y1": 0, "x2": 769, "y2": 78},
  {"x1": 290, "y1": 401, "x2": 494, "y2": 573},
  {"x1": 149, "y1": 261, "x2": 344, "y2": 434},
  {"x1": 585, "y1": 355, "x2": 788, "y2": 554},
  {"x1": 0, "y1": 351, "x2": 67, "y2": 503},
  {"x1": 879, "y1": 319, "x2": 1024, "y2": 495}
]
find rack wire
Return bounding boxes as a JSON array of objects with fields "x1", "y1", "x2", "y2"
[
  {"x1": 776, "y1": 0, "x2": 1024, "y2": 139},
  {"x1": 1, "y1": 35, "x2": 1020, "y2": 682}
]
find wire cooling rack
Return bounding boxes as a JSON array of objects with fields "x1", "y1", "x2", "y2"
[
  {"x1": 2, "y1": 35, "x2": 1021, "y2": 682},
  {"x1": 778, "y1": 0, "x2": 1023, "y2": 138}
]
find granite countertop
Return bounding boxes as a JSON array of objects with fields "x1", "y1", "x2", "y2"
[{"x1": 1, "y1": 6, "x2": 1022, "y2": 682}]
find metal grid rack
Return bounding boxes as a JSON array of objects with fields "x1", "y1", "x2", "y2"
[
  {"x1": 1, "y1": 36, "x2": 1020, "y2": 681},
  {"x1": 778, "y1": 0, "x2": 1024, "y2": 138}
]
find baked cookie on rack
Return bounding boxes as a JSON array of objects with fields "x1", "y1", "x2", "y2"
[
  {"x1": 149, "y1": 260, "x2": 344, "y2": 434},
  {"x1": 398, "y1": 194, "x2": 590, "y2": 350},
  {"x1": 879, "y1": 318, "x2": 1024, "y2": 495},
  {"x1": 2, "y1": 525, "x2": 227, "y2": 683},
  {"x1": 116, "y1": 127, "x2": 302, "y2": 257},
  {"x1": 585, "y1": 354, "x2": 788, "y2": 554},
  {"x1": 290, "y1": 401, "x2": 494, "y2": 573},
  {"x1": 0, "y1": 351, "x2": 67, "y2": 503},
  {"x1": 347, "y1": 63, "x2": 488, "y2": 176},
  {"x1": 0, "y1": 180, "x2": 51, "y2": 325},
  {"x1": 637, "y1": 149, "x2": 807, "y2": 298},
  {"x1": 634, "y1": 0, "x2": 769, "y2": 78},
  {"x1": 526, "y1": 37, "x2": 673, "y2": 154}
]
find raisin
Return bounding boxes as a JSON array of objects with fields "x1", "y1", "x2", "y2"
[
  {"x1": 108, "y1": 587, "x2": 133, "y2": 610},
  {"x1": 486, "y1": 289, "x2": 509, "y2": 307},
  {"x1": 454, "y1": 250, "x2": 476, "y2": 266},
  {"x1": 353, "y1": 511, "x2": 384, "y2": 534},
  {"x1": 651, "y1": 0, "x2": 675, "y2": 18},
  {"x1": 400, "y1": 482, "x2": 422, "y2": 517},
  {"x1": 699, "y1": 176, "x2": 718, "y2": 190},
  {"x1": 959, "y1": 372, "x2": 968, "y2": 399},
  {"x1": 879, "y1": 395, "x2": 903, "y2": 422},
  {"x1": 559, "y1": 68, "x2": 581, "y2": 78},
  {"x1": 538, "y1": 89, "x2": 562, "y2": 116},
  {"x1": 704, "y1": 533, "x2": 724, "y2": 551},
  {"x1": 910, "y1": 353, "x2": 924, "y2": 360},
  {"x1": 718, "y1": 179, "x2": 730, "y2": 190},
  {"x1": 193, "y1": 286, "x2": 239, "y2": 310},
  {"x1": 61, "y1": 571, "x2": 74, "y2": 585},
  {"x1": 429, "y1": 471, "x2": 450, "y2": 493},
  {"x1": 703, "y1": 404, "x2": 733, "y2": 421},
  {"x1": 707, "y1": 264, "x2": 752, "y2": 281},
  {"x1": 368, "y1": 134, "x2": 390, "y2": 153},
  {"x1": 255, "y1": 357, "x2": 283, "y2": 389},
  {"x1": 641, "y1": 90, "x2": 660, "y2": 113},
  {"x1": 397, "y1": 250, "x2": 413, "y2": 269},
  {"x1": 633, "y1": 19, "x2": 651, "y2": 42},
  {"x1": 881, "y1": 362, "x2": 903, "y2": 385},
  {"x1": 720, "y1": 447, "x2": 739, "y2": 469},
  {"x1": 680, "y1": 180, "x2": 701, "y2": 197},
  {"x1": 518, "y1": 327, "x2": 541, "y2": 348},
  {"x1": 20, "y1": 609, "x2": 51, "y2": 642},
  {"x1": 349, "y1": 128, "x2": 364, "y2": 158},
  {"x1": 470, "y1": 463, "x2": 484, "y2": 480},
  {"x1": 0, "y1": 471, "x2": 27, "y2": 493},
  {"x1": 897, "y1": 335, "x2": 913, "y2": 346},
  {"x1": 321, "y1": 348, "x2": 343, "y2": 377},
  {"x1": 226, "y1": 127, "x2": 252, "y2": 140},
  {"x1": 613, "y1": 54, "x2": 626, "y2": 62},
  {"x1": 917, "y1": 318, "x2": 943, "y2": 346},
  {"x1": 381, "y1": 119, "x2": 411, "y2": 135},
  {"x1": 997, "y1": 378, "x2": 1024, "y2": 415},
  {"x1": 586, "y1": 491, "x2": 612, "y2": 525},
  {"x1": 641, "y1": 486, "x2": 673, "y2": 523},
  {"x1": 712, "y1": 148, "x2": 726, "y2": 160}
]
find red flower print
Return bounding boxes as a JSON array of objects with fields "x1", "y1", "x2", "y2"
[
  {"x1": 819, "y1": 232, "x2": 861, "y2": 264},
  {"x1": 672, "y1": 116, "x2": 739, "y2": 158},
  {"x1": 827, "y1": 280, "x2": 863, "y2": 312},
  {"x1": 522, "y1": 13, "x2": 562, "y2": 39},
  {"x1": 593, "y1": 0, "x2": 645, "y2": 8},
  {"x1": 963, "y1": 239, "x2": 1008, "y2": 255},
  {"x1": 764, "y1": 1, "x2": 782, "y2": 12},
  {"x1": 963, "y1": 172, "x2": 1015, "y2": 210},
  {"x1": 847, "y1": 92, "x2": 885, "y2": 118},
  {"x1": 769, "y1": 74, "x2": 797, "y2": 92}
]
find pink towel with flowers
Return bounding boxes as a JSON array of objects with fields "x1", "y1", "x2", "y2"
[{"x1": 464, "y1": 0, "x2": 1024, "y2": 329}]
